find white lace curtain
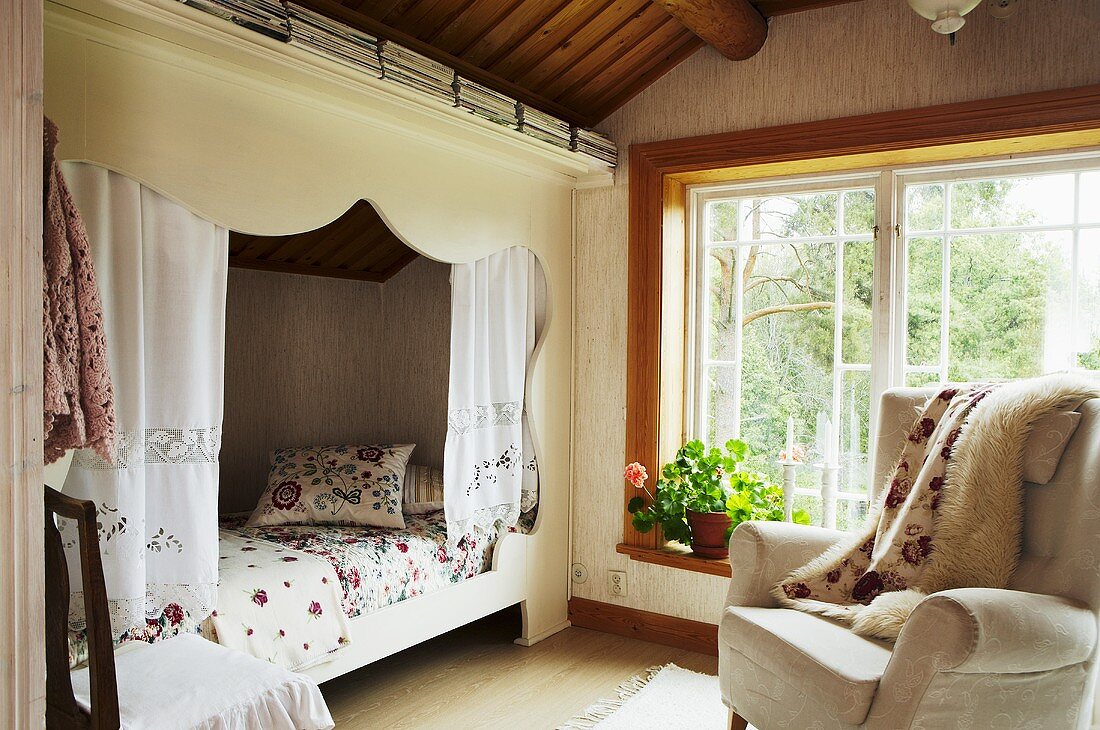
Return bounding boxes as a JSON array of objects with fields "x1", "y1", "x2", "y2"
[
  {"x1": 444, "y1": 247, "x2": 541, "y2": 539},
  {"x1": 60, "y1": 162, "x2": 227, "y2": 637}
]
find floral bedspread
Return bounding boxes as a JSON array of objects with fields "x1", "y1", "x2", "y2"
[
  {"x1": 206, "y1": 530, "x2": 351, "y2": 671},
  {"x1": 70, "y1": 508, "x2": 535, "y2": 668},
  {"x1": 217, "y1": 510, "x2": 502, "y2": 620}
]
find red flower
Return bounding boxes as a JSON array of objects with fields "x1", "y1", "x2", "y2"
[
  {"x1": 929, "y1": 476, "x2": 944, "y2": 491},
  {"x1": 783, "y1": 582, "x2": 812, "y2": 599},
  {"x1": 357, "y1": 447, "x2": 384, "y2": 463},
  {"x1": 851, "y1": 571, "x2": 884, "y2": 603},
  {"x1": 284, "y1": 581, "x2": 292, "y2": 588},
  {"x1": 163, "y1": 603, "x2": 184, "y2": 627},
  {"x1": 826, "y1": 568, "x2": 842, "y2": 584},
  {"x1": 145, "y1": 618, "x2": 163, "y2": 638},
  {"x1": 437, "y1": 547, "x2": 448, "y2": 563},
  {"x1": 308, "y1": 601, "x2": 323, "y2": 617},
  {"x1": 279, "y1": 629, "x2": 286, "y2": 637},
  {"x1": 884, "y1": 478, "x2": 910, "y2": 509},
  {"x1": 271, "y1": 480, "x2": 302, "y2": 510},
  {"x1": 881, "y1": 571, "x2": 908, "y2": 591},
  {"x1": 251, "y1": 589, "x2": 269, "y2": 607},
  {"x1": 918, "y1": 535, "x2": 933, "y2": 556},
  {"x1": 395, "y1": 542, "x2": 409, "y2": 553},
  {"x1": 938, "y1": 388, "x2": 958, "y2": 401},
  {"x1": 859, "y1": 537, "x2": 876, "y2": 557},
  {"x1": 246, "y1": 627, "x2": 254, "y2": 636},
  {"x1": 901, "y1": 540, "x2": 924, "y2": 565}
]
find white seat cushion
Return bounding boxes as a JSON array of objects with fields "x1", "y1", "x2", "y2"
[
  {"x1": 719, "y1": 607, "x2": 892, "y2": 725},
  {"x1": 70, "y1": 634, "x2": 334, "y2": 730}
]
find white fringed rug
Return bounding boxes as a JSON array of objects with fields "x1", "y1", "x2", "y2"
[{"x1": 558, "y1": 664, "x2": 728, "y2": 729}]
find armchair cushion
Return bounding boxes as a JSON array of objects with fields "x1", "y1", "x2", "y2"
[
  {"x1": 720, "y1": 606, "x2": 892, "y2": 725},
  {"x1": 726, "y1": 521, "x2": 847, "y2": 608},
  {"x1": 892, "y1": 587, "x2": 1097, "y2": 675}
]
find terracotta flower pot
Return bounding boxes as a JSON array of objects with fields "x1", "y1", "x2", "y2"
[{"x1": 686, "y1": 509, "x2": 733, "y2": 559}]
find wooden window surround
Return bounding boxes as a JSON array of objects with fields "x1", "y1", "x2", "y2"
[{"x1": 621, "y1": 84, "x2": 1100, "y2": 576}]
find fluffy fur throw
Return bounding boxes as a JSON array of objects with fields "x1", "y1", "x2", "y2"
[
  {"x1": 774, "y1": 374, "x2": 1100, "y2": 640},
  {"x1": 42, "y1": 117, "x2": 116, "y2": 464}
]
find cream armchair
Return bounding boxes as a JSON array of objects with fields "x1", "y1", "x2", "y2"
[{"x1": 718, "y1": 387, "x2": 1100, "y2": 730}]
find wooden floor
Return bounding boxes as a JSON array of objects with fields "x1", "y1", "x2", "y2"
[{"x1": 321, "y1": 607, "x2": 718, "y2": 729}]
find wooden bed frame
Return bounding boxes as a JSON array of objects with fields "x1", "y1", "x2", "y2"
[{"x1": 40, "y1": 0, "x2": 597, "y2": 684}]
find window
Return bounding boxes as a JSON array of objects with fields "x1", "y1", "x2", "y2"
[{"x1": 688, "y1": 153, "x2": 1100, "y2": 530}]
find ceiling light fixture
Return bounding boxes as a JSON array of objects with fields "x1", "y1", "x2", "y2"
[{"x1": 907, "y1": 0, "x2": 982, "y2": 35}]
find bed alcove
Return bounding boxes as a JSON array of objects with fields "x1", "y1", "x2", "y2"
[
  {"x1": 42, "y1": 0, "x2": 586, "y2": 688},
  {"x1": 221, "y1": 200, "x2": 455, "y2": 516}
]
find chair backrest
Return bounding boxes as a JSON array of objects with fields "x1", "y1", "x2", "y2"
[
  {"x1": 44, "y1": 485, "x2": 120, "y2": 730},
  {"x1": 872, "y1": 387, "x2": 1100, "y2": 611}
]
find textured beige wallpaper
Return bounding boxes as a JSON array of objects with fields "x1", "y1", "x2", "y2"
[
  {"x1": 572, "y1": 0, "x2": 1100, "y2": 623},
  {"x1": 220, "y1": 257, "x2": 451, "y2": 513}
]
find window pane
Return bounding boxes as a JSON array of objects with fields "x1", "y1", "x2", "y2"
[
  {"x1": 740, "y1": 242, "x2": 834, "y2": 472},
  {"x1": 905, "y1": 371, "x2": 941, "y2": 388},
  {"x1": 906, "y1": 236, "x2": 943, "y2": 367},
  {"x1": 842, "y1": 241, "x2": 873, "y2": 364},
  {"x1": 702, "y1": 366, "x2": 738, "y2": 447},
  {"x1": 947, "y1": 232, "x2": 1073, "y2": 380},
  {"x1": 1076, "y1": 229, "x2": 1100, "y2": 370},
  {"x1": 906, "y1": 184, "x2": 944, "y2": 232},
  {"x1": 707, "y1": 247, "x2": 738, "y2": 361},
  {"x1": 1081, "y1": 172, "x2": 1100, "y2": 225},
  {"x1": 840, "y1": 370, "x2": 871, "y2": 496},
  {"x1": 744, "y1": 193, "x2": 837, "y2": 240},
  {"x1": 950, "y1": 174, "x2": 1075, "y2": 229},
  {"x1": 707, "y1": 200, "x2": 738, "y2": 243},
  {"x1": 843, "y1": 189, "x2": 874, "y2": 234}
]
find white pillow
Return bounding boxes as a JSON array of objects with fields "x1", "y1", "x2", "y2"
[
  {"x1": 246, "y1": 444, "x2": 414, "y2": 528},
  {"x1": 1024, "y1": 411, "x2": 1080, "y2": 485}
]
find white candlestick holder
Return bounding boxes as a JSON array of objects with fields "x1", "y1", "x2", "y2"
[
  {"x1": 818, "y1": 462, "x2": 841, "y2": 530},
  {"x1": 777, "y1": 460, "x2": 800, "y2": 522}
]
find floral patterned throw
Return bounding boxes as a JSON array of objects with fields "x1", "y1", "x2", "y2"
[
  {"x1": 246, "y1": 444, "x2": 415, "y2": 529},
  {"x1": 776, "y1": 384, "x2": 998, "y2": 623}
]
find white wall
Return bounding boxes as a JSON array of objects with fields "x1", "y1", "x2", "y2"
[
  {"x1": 572, "y1": 0, "x2": 1100, "y2": 623},
  {"x1": 220, "y1": 258, "x2": 451, "y2": 513}
]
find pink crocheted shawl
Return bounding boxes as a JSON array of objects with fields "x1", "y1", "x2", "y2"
[{"x1": 42, "y1": 117, "x2": 116, "y2": 464}]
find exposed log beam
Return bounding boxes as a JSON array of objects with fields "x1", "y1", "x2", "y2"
[{"x1": 650, "y1": 0, "x2": 768, "y2": 61}]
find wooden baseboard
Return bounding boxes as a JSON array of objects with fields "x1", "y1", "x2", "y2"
[{"x1": 568, "y1": 597, "x2": 718, "y2": 656}]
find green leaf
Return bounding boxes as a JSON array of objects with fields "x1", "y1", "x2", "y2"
[
  {"x1": 792, "y1": 509, "x2": 812, "y2": 525},
  {"x1": 626, "y1": 497, "x2": 645, "y2": 513},
  {"x1": 632, "y1": 513, "x2": 655, "y2": 533}
]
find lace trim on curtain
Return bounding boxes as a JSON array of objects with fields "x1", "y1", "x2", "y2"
[
  {"x1": 72, "y1": 426, "x2": 222, "y2": 469},
  {"x1": 447, "y1": 502, "x2": 522, "y2": 540},
  {"x1": 68, "y1": 582, "x2": 217, "y2": 635},
  {"x1": 448, "y1": 401, "x2": 522, "y2": 434}
]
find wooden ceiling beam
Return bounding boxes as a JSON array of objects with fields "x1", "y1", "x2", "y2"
[
  {"x1": 650, "y1": 0, "x2": 767, "y2": 61},
  {"x1": 296, "y1": 0, "x2": 588, "y2": 125}
]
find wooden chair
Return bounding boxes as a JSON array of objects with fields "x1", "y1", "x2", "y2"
[
  {"x1": 45, "y1": 485, "x2": 120, "y2": 729},
  {"x1": 44, "y1": 485, "x2": 334, "y2": 730}
]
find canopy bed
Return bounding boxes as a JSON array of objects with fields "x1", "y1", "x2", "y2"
[{"x1": 42, "y1": 0, "x2": 591, "y2": 688}]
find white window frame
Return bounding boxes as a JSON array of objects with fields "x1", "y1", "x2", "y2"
[{"x1": 686, "y1": 148, "x2": 1100, "y2": 528}]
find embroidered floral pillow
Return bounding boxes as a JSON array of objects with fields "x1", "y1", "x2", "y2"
[{"x1": 246, "y1": 444, "x2": 415, "y2": 529}]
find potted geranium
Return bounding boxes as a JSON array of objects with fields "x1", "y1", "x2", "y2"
[{"x1": 626, "y1": 439, "x2": 809, "y2": 558}]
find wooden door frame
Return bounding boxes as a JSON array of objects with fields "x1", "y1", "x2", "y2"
[
  {"x1": 1, "y1": 0, "x2": 45, "y2": 725},
  {"x1": 624, "y1": 84, "x2": 1100, "y2": 551}
]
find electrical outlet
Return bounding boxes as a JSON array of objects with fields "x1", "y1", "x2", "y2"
[
  {"x1": 571, "y1": 563, "x2": 589, "y2": 584},
  {"x1": 608, "y1": 570, "x2": 628, "y2": 597}
]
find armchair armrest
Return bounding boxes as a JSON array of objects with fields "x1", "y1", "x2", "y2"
[
  {"x1": 893, "y1": 587, "x2": 1097, "y2": 674},
  {"x1": 725, "y1": 521, "x2": 846, "y2": 609}
]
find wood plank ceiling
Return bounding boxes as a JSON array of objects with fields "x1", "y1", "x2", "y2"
[
  {"x1": 229, "y1": 201, "x2": 419, "y2": 282},
  {"x1": 298, "y1": 0, "x2": 866, "y2": 127}
]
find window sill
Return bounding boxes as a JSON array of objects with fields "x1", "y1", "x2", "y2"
[{"x1": 615, "y1": 542, "x2": 731, "y2": 578}]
